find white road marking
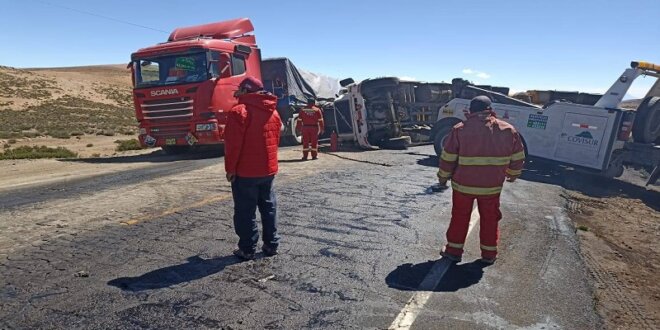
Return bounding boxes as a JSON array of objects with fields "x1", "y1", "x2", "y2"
[{"x1": 389, "y1": 206, "x2": 480, "y2": 330}]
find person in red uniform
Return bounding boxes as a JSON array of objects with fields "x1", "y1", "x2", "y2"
[
  {"x1": 296, "y1": 98, "x2": 325, "y2": 160},
  {"x1": 224, "y1": 77, "x2": 282, "y2": 260},
  {"x1": 437, "y1": 96, "x2": 525, "y2": 264}
]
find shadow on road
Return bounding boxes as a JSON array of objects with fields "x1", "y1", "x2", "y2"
[
  {"x1": 386, "y1": 260, "x2": 489, "y2": 292},
  {"x1": 279, "y1": 158, "x2": 308, "y2": 163},
  {"x1": 60, "y1": 148, "x2": 224, "y2": 164},
  {"x1": 108, "y1": 255, "x2": 238, "y2": 291},
  {"x1": 416, "y1": 155, "x2": 660, "y2": 211}
]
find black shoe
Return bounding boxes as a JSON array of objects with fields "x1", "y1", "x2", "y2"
[
  {"x1": 440, "y1": 250, "x2": 462, "y2": 263},
  {"x1": 262, "y1": 245, "x2": 278, "y2": 257},
  {"x1": 312, "y1": 156, "x2": 318, "y2": 160},
  {"x1": 233, "y1": 249, "x2": 255, "y2": 261},
  {"x1": 479, "y1": 257, "x2": 496, "y2": 265},
  {"x1": 301, "y1": 157, "x2": 308, "y2": 161}
]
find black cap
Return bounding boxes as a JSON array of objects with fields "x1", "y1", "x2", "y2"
[
  {"x1": 469, "y1": 95, "x2": 492, "y2": 113},
  {"x1": 307, "y1": 98, "x2": 316, "y2": 105}
]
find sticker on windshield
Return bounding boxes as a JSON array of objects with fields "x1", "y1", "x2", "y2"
[
  {"x1": 175, "y1": 57, "x2": 196, "y2": 71},
  {"x1": 527, "y1": 114, "x2": 548, "y2": 129}
]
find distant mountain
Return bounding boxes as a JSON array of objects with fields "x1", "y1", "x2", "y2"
[{"x1": 619, "y1": 98, "x2": 642, "y2": 110}]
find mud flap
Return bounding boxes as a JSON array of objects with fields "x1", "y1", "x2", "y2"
[{"x1": 647, "y1": 166, "x2": 660, "y2": 186}]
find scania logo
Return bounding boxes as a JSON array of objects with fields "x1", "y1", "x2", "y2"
[{"x1": 150, "y1": 89, "x2": 179, "y2": 97}]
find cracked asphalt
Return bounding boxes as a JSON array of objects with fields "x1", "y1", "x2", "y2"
[{"x1": 0, "y1": 146, "x2": 599, "y2": 329}]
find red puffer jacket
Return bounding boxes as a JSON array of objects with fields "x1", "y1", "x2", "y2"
[
  {"x1": 438, "y1": 110, "x2": 525, "y2": 196},
  {"x1": 224, "y1": 92, "x2": 282, "y2": 177}
]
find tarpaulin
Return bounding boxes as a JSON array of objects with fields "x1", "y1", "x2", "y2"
[{"x1": 261, "y1": 57, "x2": 340, "y2": 103}]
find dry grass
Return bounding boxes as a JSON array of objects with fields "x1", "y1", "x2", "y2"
[
  {"x1": 0, "y1": 70, "x2": 60, "y2": 100},
  {"x1": 0, "y1": 95, "x2": 136, "y2": 139},
  {"x1": 114, "y1": 138, "x2": 144, "y2": 151},
  {"x1": 0, "y1": 65, "x2": 136, "y2": 140},
  {"x1": 0, "y1": 145, "x2": 77, "y2": 160}
]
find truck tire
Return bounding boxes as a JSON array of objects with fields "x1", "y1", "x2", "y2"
[
  {"x1": 162, "y1": 145, "x2": 191, "y2": 155},
  {"x1": 361, "y1": 77, "x2": 399, "y2": 93},
  {"x1": 281, "y1": 114, "x2": 302, "y2": 146},
  {"x1": 603, "y1": 153, "x2": 625, "y2": 178},
  {"x1": 433, "y1": 124, "x2": 454, "y2": 156},
  {"x1": 632, "y1": 96, "x2": 660, "y2": 143},
  {"x1": 512, "y1": 92, "x2": 532, "y2": 103},
  {"x1": 431, "y1": 119, "x2": 462, "y2": 156}
]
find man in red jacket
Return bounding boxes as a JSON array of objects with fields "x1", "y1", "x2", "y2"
[
  {"x1": 438, "y1": 96, "x2": 525, "y2": 264},
  {"x1": 296, "y1": 98, "x2": 325, "y2": 160},
  {"x1": 224, "y1": 77, "x2": 282, "y2": 260}
]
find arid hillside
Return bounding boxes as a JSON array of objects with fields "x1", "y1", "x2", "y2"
[
  {"x1": 0, "y1": 65, "x2": 133, "y2": 135},
  {"x1": 0, "y1": 65, "x2": 139, "y2": 157}
]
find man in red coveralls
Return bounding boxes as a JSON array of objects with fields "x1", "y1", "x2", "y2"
[
  {"x1": 437, "y1": 96, "x2": 525, "y2": 264},
  {"x1": 296, "y1": 98, "x2": 325, "y2": 160},
  {"x1": 224, "y1": 77, "x2": 282, "y2": 260}
]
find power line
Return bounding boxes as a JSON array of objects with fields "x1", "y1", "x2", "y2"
[{"x1": 30, "y1": 0, "x2": 169, "y2": 34}]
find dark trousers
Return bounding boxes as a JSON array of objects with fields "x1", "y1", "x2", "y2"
[{"x1": 231, "y1": 175, "x2": 279, "y2": 254}]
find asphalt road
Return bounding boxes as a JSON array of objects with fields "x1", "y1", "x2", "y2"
[{"x1": 0, "y1": 146, "x2": 600, "y2": 329}]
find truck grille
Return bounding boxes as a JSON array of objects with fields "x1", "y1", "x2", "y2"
[
  {"x1": 149, "y1": 124, "x2": 190, "y2": 138},
  {"x1": 141, "y1": 97, "x2": 193, "y2": 120}
]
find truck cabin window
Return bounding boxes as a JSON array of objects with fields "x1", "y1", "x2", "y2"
[
  {"x1": 231, "y1": 55, "x2": 246, "y2": 76},
  {"x1": 134, "y1": 52, "x2": 208, "y2": 88},
  {"x1": 209, "y1": 51, "x2": 232, "y2": 79}
]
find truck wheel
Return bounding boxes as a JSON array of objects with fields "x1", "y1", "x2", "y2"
[
  {"x1": 603, "y1": 153, "x2": 625, "y2": 178},
  {"x1": 282, "y1": 114, "x2": 302, "y2": 146},
  {"x1": 603, "y1": 163, "x2": 625, "y2": 178},
  {"x1": 632, "y1": 96, "x2": 660, "y2": 143},
  {"x1": 433, "y1": 125, "x2": 453, "y2": 156},
  {"x1": 361, "y1": 77, "x2": 399, "y2": 95},
  {"x1": 162, "y1": 146, "x2": 190, "y2": 155},
  {"x1": 283, "y1": 134, "x2": 302, "y2": 146}
]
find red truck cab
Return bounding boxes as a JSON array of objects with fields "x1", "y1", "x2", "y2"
[{"x1": 129, "y1": 18, "x2": 262, "y2": 153}]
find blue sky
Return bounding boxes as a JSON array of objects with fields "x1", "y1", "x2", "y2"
[{"x1": 1, "y1": 0, "x2": 658, "y2": 97}]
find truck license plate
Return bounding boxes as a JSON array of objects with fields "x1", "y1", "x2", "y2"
[{"x1": 165, "y1": 138, "x2": 176, "y2": 145}]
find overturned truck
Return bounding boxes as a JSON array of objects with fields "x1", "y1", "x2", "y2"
[{"x1": 334, "y1": 77, "x2": 515, "y2": 148}]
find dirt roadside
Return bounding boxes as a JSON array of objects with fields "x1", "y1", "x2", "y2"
[
  {"x1": 564, "y1": 172, "x2": 660, "y2": 329},
  {"x1": 1, "y1": 135, "x2": 144, "y2": 159}
]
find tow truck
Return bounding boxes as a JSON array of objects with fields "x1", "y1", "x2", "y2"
[{"x1": 338, "y1": 61, "x2": 660, "y2": 184}]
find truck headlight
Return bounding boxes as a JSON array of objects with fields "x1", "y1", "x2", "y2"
[
  {"x1": 139, "y1": 128, "x2": 147, "y2": 135},
  {"x1": 196, "y1": 123, "x2": 217, "y2": 131}
]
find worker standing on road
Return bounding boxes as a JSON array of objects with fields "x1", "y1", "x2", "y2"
[
  {"x1": 437, "y1": 96, "x2": 525, "y2": 264},
  {"x1": 224, "y1": 77, "x2": 282, "y2": 260},
  {"x1": 296, "y1": 98, "x2": 325, "y2": 160}
]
